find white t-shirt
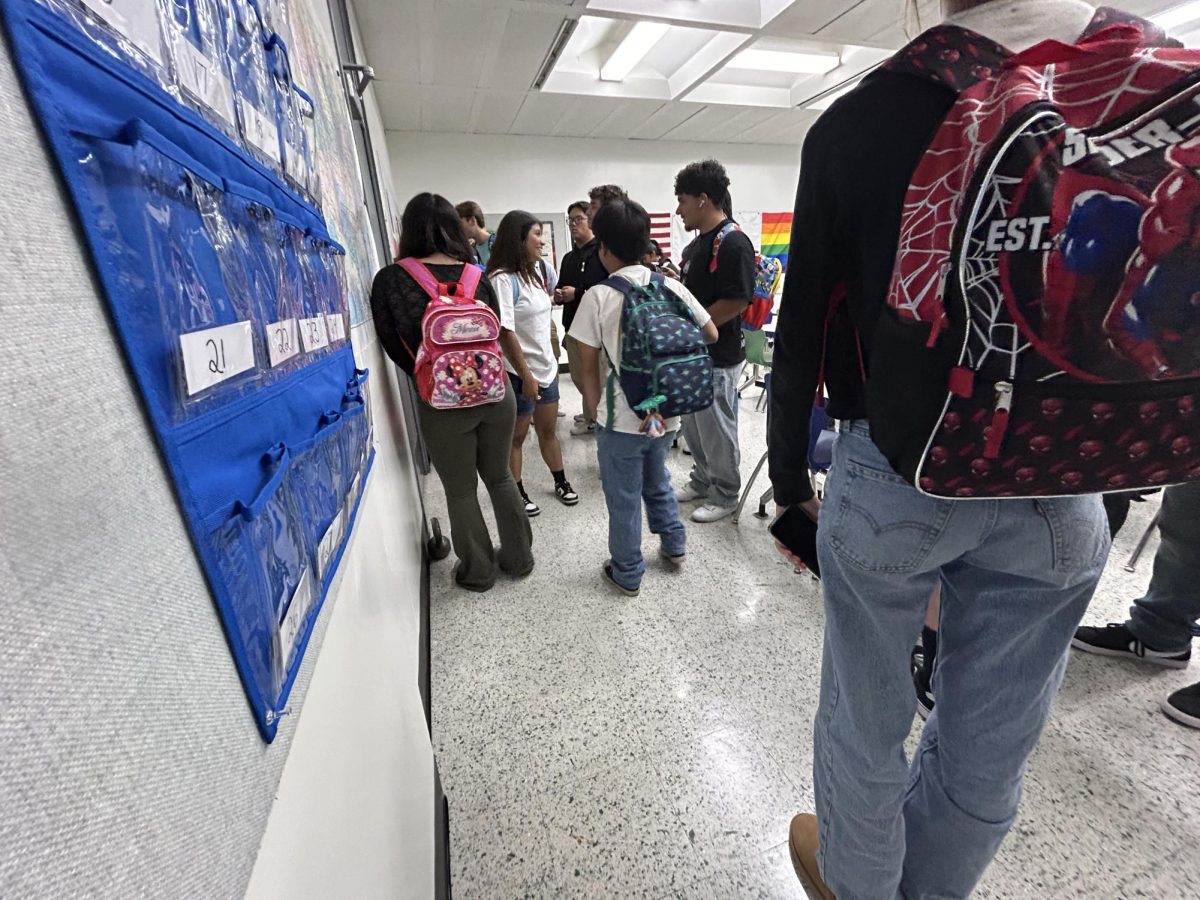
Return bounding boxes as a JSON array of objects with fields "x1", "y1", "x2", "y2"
[
  {"x1": 569, "y1": 264, "x2": 712, "y2": 436},
  {"x1": 490, "y1": 270, "x2": 557, "y2": 387}
]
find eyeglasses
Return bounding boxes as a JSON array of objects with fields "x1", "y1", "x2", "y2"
[{"x1": 568, "y1": 216, "x2": 587, "y2": 225}]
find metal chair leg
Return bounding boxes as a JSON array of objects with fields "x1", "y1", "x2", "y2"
[
  {"x1": 733, "y1": 450, "x2": 769, "y2": 524},
  {"x1": 1124, "y1": 510, "x2": 1162, "y2": 573},
  {"x1": 755, "y1": 485, "x2": 774, "y2": 519}
]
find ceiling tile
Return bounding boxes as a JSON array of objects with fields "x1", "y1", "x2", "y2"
[
  {"x1": 468, "y1": 91, "x2": 527, "y2": 135},
  {"x1": 420, "y1": 86, "x2": 476, "y2": 133}
]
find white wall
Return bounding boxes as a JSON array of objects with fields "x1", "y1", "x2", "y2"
[
  {"x1": 386, "y1": 131, "x2": 802, "y2": 222},
  {"x1": 0, "y1": 2, "x2": 434, "y2": 899}
]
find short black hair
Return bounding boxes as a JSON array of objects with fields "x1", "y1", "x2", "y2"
[
  {"x1": 398, "y1": 192, "x2": 475, "y2": 263},
  {"x1": 592, "y1": 199, "x2": 652, "y2": 266},
  {"x1": 567, "y1": 201, "x2": 589, "y2": 216},
  {"x1": 674, "y1": 159, "x2": 731, "y2": 209}
]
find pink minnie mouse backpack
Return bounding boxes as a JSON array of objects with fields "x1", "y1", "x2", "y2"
[{"x1": 397, "y1": 258, "x2": 506, "y2": 409}]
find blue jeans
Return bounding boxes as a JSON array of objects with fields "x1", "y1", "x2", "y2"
[
  {"x1": 595, "y1": 426, "x2": 686, "y2": 590},
  {"x1": 681, "y1": 362, "x2": 743, "y2": 507},
  {"x1": 814, "y1": 421, "x2": 1109, "y2": 899},
  {"x1": 1128, "y1": 481, "x2": 1200, "y2": 651}
]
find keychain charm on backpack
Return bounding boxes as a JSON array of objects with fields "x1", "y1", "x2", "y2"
[
  {"x1": 605, "y1": 273, "x2": 714, "y2": 421},
  {"x1": 869, "y1": 10, "x2": 1200, "y2": 499}
]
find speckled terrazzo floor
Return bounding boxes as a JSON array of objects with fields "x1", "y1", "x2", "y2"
[{"x1": 426, "y1": 378, "x2": 1200, "y2": 899}]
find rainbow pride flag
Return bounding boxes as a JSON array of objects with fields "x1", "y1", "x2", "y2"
[{"x1": 761, "y1": 212, "x2": 793, "y2": 272}]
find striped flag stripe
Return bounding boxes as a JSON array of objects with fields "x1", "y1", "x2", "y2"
[{"x1": 649, "y1": 212, "x2": 673, "y2": 257}]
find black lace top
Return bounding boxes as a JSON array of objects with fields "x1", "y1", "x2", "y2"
[{"x1": 369, "y1": 262, "x2": 500, "y2": 376}]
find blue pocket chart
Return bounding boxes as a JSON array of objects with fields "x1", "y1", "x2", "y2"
[{"x1": 3, "y1": 0, "x2": 374, "y2": 741}]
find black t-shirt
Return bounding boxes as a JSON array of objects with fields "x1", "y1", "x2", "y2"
[
  {"x1": 681, "y1": 220, "x2": 756, "y2": 368},
  {"x1": 369, "y1": 262, "x2": 500, "y2": 377},
  {"x1": 767, "y1": 70, "x2": 957, "y2": 504},
  {"x1": 558, "y1": 238, "x2": 608, "y2": 329}
]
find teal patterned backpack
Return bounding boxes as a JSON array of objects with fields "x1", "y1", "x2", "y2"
[{"x1": 605, "y1": 273, "x2": 713, "y2": 419}]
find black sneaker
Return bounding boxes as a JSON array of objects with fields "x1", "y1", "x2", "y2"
[
  {"x1": 911, "y1": 645, "x2": 935, "y2": 720},
  {"x1": 602, "y1": 562, "x2": 639, "y2": 597},
  {"x1": 520, "y1": 493, "x2": 540, "y2": 517},
  {"x1": 555, "y1": 481, "x2": 579, "y2": 506},
  {"x1": 1162, "y1": 681, "x2": 1200, "y2": 729},
  {"x1": 1071, "y1": 623, "x2": 1191, "y2": 669}
]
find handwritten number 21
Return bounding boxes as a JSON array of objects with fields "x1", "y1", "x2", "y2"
[{"x1": 206, "y1": 337, "x2": 227, "y2": 374}]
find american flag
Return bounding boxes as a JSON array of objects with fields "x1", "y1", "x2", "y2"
[{"x1": 649, "y1": 212, "x2": 673, "y2": 258}]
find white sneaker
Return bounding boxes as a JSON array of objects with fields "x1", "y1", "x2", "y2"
[
  {"x1": 692, "y1": 503, "x2": 736, "y2": 523},
  {"x1": 571, "y1": 419, "x2": 596, "y2": 436},
  {"x1": 674, "y1": 484, "x2": 708, "y2": 503}
]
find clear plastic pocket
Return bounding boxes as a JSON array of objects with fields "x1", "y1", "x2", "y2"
[
  {"x1": 35, "y1": 0, "x2": 169, "y2": 87},
  {"x1": 206, "y1": 442, "x2": 311, "y2": 713},
  {"x1": 163, "y1": 0, "x2": 236, "y2": 136},
  {"x1": 134, "y1": 139, "x2": 265, "y2": 417}
]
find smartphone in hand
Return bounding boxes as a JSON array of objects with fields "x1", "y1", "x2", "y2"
[{"x1": 769, "y1": 505, "x2": 821, "y2": 578}]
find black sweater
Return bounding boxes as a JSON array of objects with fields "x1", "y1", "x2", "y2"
[{"x1": 768, "y1": 70, "x2": 957, "y2": 505}]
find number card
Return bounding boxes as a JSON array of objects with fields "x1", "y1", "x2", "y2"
[
  {"x1": 277, "y1": 567, "x2": 314, "y2": 670},
  {"x1": 173, "y1": 36, "x2": 235, "y2": 126},
  {"x1": 79, "y1": 0, "x2": 163, "y2": 65},
  {"x1": 266, "y1": 318, "x2": 300, "y2": 368},
  {"x1": 325, "y1": 313, "x2": 346, "y2": 344},
  {"x1": 316, "y1": 509, "x2": 343, "y2": 581},
  {"x1": 237, "y1": 97, "x2": 281, "y2": 164},
  {"x1": 299, "y1": 315, "x2": 330, "y2": 353},
  {"x1": 179, "y1": 320, "x2": 255, "y2": 396}
]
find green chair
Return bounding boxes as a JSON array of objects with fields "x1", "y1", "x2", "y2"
[{"x1": 739, "y1": 327, "x2": 773, "y2": 411}]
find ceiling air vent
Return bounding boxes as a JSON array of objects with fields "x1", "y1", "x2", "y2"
[{"x1": 532, "y1": 18, "x2": 578, "y2": 90}]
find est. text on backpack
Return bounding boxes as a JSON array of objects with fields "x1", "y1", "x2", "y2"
[
  {"x1": 710, "y1": 222, "x2": 784, "y2": 330},
  {"x1": 605, "y1": 273, "x2": 713, "y2": 420},
  {"x1": 396, "y1": 258, "x2": 506, "y2": 410},
  {"x1": 869, "y1": 8, "x2": 1200, "y2": 498}
]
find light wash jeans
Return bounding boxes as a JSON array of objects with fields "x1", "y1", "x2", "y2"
[
  {"x1": 814, "y1": 421, "x2": 1109, "y2": 899},
  {"x1": 681, "y1": 361, "x2": 744, "y2": 507},
  {"x1": 1128, "y1": 481, "x2": 1200, "y2": 651},
  {"x1": 596, "y1": 426, "x2": 686, "y2": 591}
]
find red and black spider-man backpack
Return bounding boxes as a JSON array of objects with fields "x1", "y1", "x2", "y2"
[{"x1": 867, "y1": 7, "x2": 1200, "y2": 498}]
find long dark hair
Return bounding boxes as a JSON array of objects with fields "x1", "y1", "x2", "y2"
[
  {"x1": 397, "y1": 192, "x2": 475, "y2": 263},
  {"x1": 486, "y1": 210, "x2": 541, "y2": 282}
]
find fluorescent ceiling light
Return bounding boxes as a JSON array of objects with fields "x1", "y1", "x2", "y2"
[
  {"x1": 1153, "y1": 0, "x2": 1200, "y2": 30},
  {"x1": 807, "y1": 81, "x2": 859, "y2": 110},
  {"x1": 599, "y1": 21, "x2": 670, "y2": 82},
  {"x1": 728, "y1": 48, "x2": 841, "y2": 75}
]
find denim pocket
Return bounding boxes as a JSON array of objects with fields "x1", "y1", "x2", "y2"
[
  {"x1": 1033, "y1": 496, "x2": 1109, "y2": 574},
  {"x1": 828, "y1": 457, "x2": 953, "y2": 573}
]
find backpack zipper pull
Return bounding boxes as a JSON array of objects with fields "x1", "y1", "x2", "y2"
[
  {"x1": 925, "y1": 313, "x2": 947, "y2": 348},
  {"x1": 983, "y1": 381, "x2": 1013, "y2": 459}
]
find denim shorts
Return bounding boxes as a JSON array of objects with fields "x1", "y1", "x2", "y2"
[{"x1": 509, "y1": 372, "x2": 560, "y2": 417}]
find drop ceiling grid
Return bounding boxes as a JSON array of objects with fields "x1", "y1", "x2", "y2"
[{"x1": 367, "y1": 0, "x2": 1198, "y2": 145}]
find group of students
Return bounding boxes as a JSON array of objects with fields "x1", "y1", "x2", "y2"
[
  {"x1": 371, "y1": 160, "x2": 760, "y2": 595},
  {"x1": 372, "y1": 1, "x2": 1200, "y2": 893}
]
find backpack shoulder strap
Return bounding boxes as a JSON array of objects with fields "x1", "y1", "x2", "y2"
[
  {"x1": 459, "y1": 263, "x2": 482, "y2": 300},
  {"x1": 709, "y1": 222, "x2": 741, "y2": 274},
  {"x1": 397, "y1": 257, "x2": 440, "y2": 301},
  {"x1": 601, "y1": 274, "x2": 635, "y2": 298}
]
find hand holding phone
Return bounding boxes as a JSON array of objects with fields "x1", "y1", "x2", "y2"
[{"x1": 770, "y1": 502, "x2": 821, "y2": 577}]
